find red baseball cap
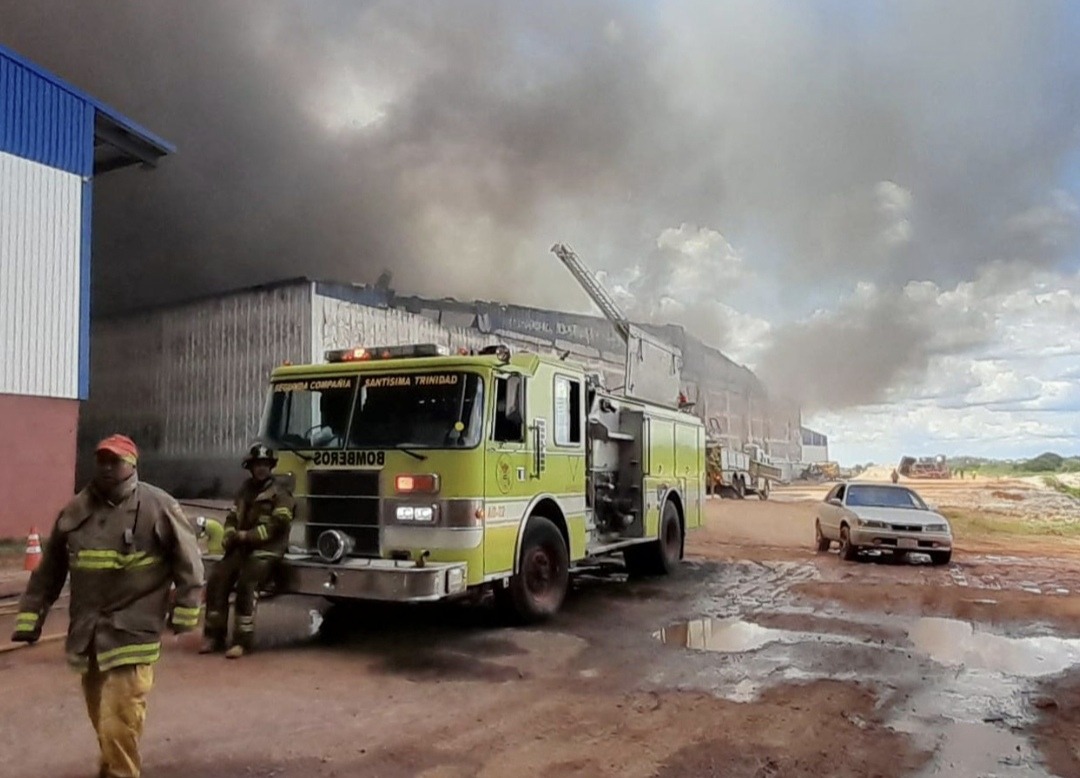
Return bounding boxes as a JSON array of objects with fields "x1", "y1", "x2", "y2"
[{"x1": 95, "y1": 434, "x2": 139, "y2": 465}]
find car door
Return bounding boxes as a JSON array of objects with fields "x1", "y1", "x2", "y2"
[
  {"x1": 819, "y1": 485, "x2": 840, "y2": 538},
  {"x1": 823, "y1": 484, "x2": 848, "y2": 537}
]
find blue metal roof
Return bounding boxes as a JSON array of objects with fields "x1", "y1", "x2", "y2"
[{"x1": 0, "y1": 43, "x2": 175, "y2": 175}]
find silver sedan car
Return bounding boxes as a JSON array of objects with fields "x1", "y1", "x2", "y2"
[{"x1": 814, "y1": 481, "x2": 953, "y2": 565}]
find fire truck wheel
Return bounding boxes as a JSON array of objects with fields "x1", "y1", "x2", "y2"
[
  {"x1": 758, "y1": 479, "x2": 770, "y2": 500},
  {"x1": 503, "y1": 516, "x2": 569, "y2": 623},
  {"x1": 624, "y1": 501, "x2": 682, "y2": 577},
  {"x1": 734, "y1": 478, "x2": 746, "y2": 499}
]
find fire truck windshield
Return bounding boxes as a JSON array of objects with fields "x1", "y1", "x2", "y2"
[{"x1": 262, "y1": 372, "x2": 485, "y2": 451}]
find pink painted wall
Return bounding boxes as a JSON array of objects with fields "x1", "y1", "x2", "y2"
[{"x1": 0, "y1": 393, "x2": 78, "y2": 541}]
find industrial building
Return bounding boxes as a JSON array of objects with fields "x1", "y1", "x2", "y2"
[
  {"x1": 800, "y1": 426, "x2": 829, "y2": 464},
  {"x1": 79, "y1": 278, "x2": 804, "y2": 496},
  {"x1": 0, "y1": 45, "x2": 173, "y2": 539}
]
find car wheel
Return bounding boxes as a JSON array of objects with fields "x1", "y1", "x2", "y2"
[
  {"x1": 839, "y1": 524, "x2": 858, "y2": 561},
  {"x1": 815, "y1": 521, "x2": 831, "y2": 553},
  {"x1": 929, "y1": 550, "x2": 952, "y2": 566}
]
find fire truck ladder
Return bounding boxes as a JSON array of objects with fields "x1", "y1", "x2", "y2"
[{"x1": 550, "y1": 243, "x2": 630, "y2": 343}]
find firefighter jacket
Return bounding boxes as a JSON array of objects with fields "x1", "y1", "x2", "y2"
[
  {"x1": 12, "y1": 476, "x2": 205, "y2": 673},
  {"x1": 222, "y1": 478, "x2": 295, "y2": 559}
]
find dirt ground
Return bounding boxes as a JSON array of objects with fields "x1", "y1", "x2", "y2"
[{"x1": 3, "y1": 475, "x2": 1080, "y2": 777}]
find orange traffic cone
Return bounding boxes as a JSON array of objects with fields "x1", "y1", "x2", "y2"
[{"x1": 24, "y1": 527, "x2": 42, "y2": 572}]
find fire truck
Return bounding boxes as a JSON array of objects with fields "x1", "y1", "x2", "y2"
[
  {"x1": 705, "y1": 441, "x2": 782, "y2": 499},
  {"x1": 209, "y1": 246, "x2": 706, "y2": 622}
]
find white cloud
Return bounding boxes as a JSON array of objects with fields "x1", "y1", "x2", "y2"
[{"x1": 803, "y1": 269, "x2": 1080, "y2": 462}]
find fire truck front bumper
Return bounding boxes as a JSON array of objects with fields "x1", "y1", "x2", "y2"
[{"x1": 280, "y1": 554, "x2": 469, "y2": 602}]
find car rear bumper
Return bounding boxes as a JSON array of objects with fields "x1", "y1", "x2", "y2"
[
  {"x1": 201, "y1": 553, "x2": 469, "y2": 602},
  {"x1": 849, "y1": 527, "x2": 952, "y2": 552}
]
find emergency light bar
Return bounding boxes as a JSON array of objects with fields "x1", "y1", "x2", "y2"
[{"x1": 324, "y1": 344, "x2": 450, "y2": 363}]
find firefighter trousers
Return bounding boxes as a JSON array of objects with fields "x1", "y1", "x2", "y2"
[
  {"x1": 203, "y1": 550, "x2": 278, "y2": 649},
  {"x1": 81, "y1": 656, "x2": 154, "y2": 778}
]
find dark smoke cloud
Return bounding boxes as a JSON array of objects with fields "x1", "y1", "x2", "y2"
[{"x1": 2, "y1": 0, "x2": 1079, "y2": 410}]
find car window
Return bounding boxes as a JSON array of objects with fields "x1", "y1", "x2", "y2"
[
  {"x1": 836, "y1": 484, "x2": 846, "y2": 502},
  {"x1": 846, "y1": 485, "x2": 926, "y2": 509},
  {"x1": 825, "y1": 485, "x2": 839, "y2": 502}
]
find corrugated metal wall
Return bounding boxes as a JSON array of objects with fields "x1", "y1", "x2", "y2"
[
  {"x1": 79, "y1": 283, "x2": 312, "y2": 493},
  {"x1": 317, "y1": 294, "x2": 498, "y2": 356},
  {"x1": 0, "y1": 51, "x2": 94, "y2": 401},
  {"x1": 0, "y1": 53, "x2": 93, "y2": 176},
  {"x1": 0, "y1": 152, "x2": 83, "y2": 398}
]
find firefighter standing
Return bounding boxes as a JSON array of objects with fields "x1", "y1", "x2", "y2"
[
  {"x1": 200, "y1": 444, "x2": 295, "y2": 659},
  {"x1": 11, "y1": 434, "x2": 205, "y2": 778}
]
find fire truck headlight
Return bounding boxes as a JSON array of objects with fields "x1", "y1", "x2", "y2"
[
  {"x1": 447, "y1": 567, "x2": 465, "y2": 593},
  {"x1": 414, "y1": 506, "x2": 435, "y2": 522},
  {"x1": 396, "y1": 506, "x2": 415, "y2": 521}
]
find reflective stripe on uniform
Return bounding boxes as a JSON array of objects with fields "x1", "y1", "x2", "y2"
[
  {"x1": 255, "y1": 525, "x2": 270, "y2": 541},
  {"x1": 72, "y1": 549, "x2": 162, "y2": 571},
  {"x1": 171, "y1": 605, "x2": 202, "y2": 628},
  {"x1": 15, "y1": 612, "x2": 39, "y2": 629},
  {"x1": 252, "y1": 550, "x2": 280, "y2": 559},
  {"x1": 96, "y1": 642, "x2": 162, "y2": 671},
  {"x1": 68, "y1": 653, "x2": 90, "y2": 673},
  {"x1": 236, "y1": 615, "x2": 255, "y2": 633},
  {"x1": 272, "y1": 507, "x2": 293, "y2": 521}
]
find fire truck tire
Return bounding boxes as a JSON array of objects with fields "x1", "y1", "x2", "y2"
[
  {"x1": 501, "y1": 516, "x2": 569, "y2": 623},
  {"x1": 624, "y1": 501, "x2": 682, "y2": 577},
  {"x1": 758, "y1": 479, "x2": 770, "y2": 500},
  {"x1": 734, "y1": 477, "x2": 746, "y2": 499}
]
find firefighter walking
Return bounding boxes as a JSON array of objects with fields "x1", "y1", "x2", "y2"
[
  {"x1": 201, "y1": 444, "x2": 295, "y2": 658},
  {"x1": 10, "y1": 434, "x2": 205, "y2": 778}
]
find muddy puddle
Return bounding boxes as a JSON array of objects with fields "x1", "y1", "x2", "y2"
[
  {"x1": 657, "y1": 615, "x2": 1080, "y2": 678},
  {"x1": 655, "y1": 616, "x2": 866, "y2": 653},
  {"x1": 653, "y1": 612, "x2": 1074, "y2": 776},
  {"x1": 909, "y1": 617, "x2": 1080, "y2": 676}
]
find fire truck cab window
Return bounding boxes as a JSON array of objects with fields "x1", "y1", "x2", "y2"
[
  {"x1": 263, "y1": 378, "x2": 356, "y2": 450},
  {"x1": 493, "y1": 375, "x2": 525, "y2": 442},
  {"x1": 350, "y1": 372, "x2": 484, "y2": 449},
  {"x1": 554, "y1": 376, "x2": 582, "y2": 446}
]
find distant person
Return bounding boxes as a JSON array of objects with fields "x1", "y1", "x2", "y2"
[
  {"x1": 11, "y1": 434, "x2": 204, "y2": 778},
  {"x1": 200, "y1": 444, "x2": 295, "y2": 659},
  {"x1": 891, "y1": 469, "x2": 899, "y2": 484}
]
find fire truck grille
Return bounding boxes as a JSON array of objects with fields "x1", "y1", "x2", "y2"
[{"x1": 305, "y1": 470, "x2": 381, "y2": 557}]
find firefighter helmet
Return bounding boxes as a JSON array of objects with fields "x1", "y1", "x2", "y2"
[{"x1": 242, "y1": 443, "x2": 278, "y2": 469}]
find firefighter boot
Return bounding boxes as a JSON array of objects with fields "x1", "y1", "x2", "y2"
[
  {"x1": 199, "y1": 636, "x2": 225, "y2": 654},
  {"x1": 226, "y1": 612, "x2": 255, "y2": 659},
  {"x1": 225, "y1": 644, "x2": 245, "y2": 659}
]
